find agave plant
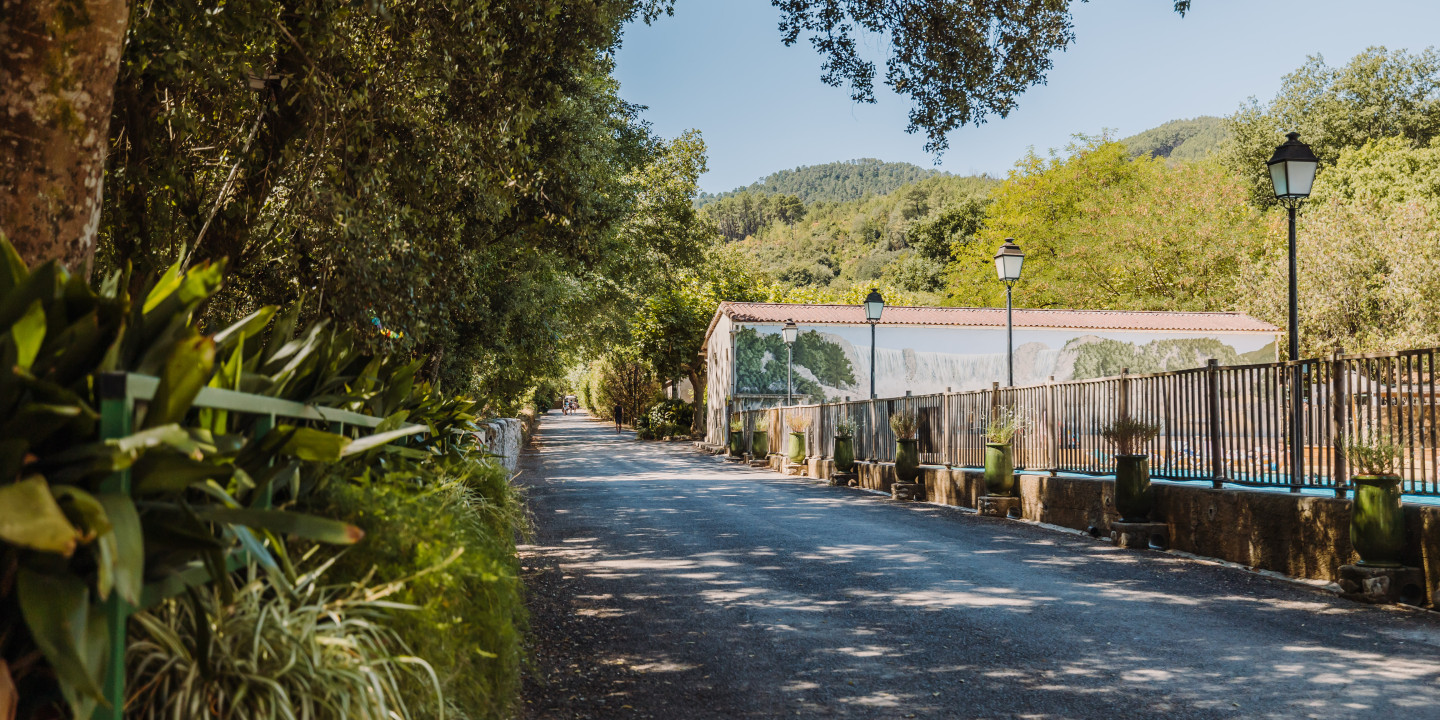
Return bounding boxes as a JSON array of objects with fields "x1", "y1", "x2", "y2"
[{"x1": 0, "y1": 240, "x2": 447, "y2": 718}]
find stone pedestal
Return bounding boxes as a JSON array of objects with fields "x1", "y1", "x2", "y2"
[
  {"x1": 977, "y1": 495, "x2": 1021, "y2": 518},
  {"x1": 1338, "y1": 564, "x2": 1427, "y2": 605},
  {"x1": 748, "y1": 456, "x2": 769, "y2": 468},
  {"x1": 830, "y1": 472, "x2": 856, "y2": 487},
  {"x1": 891, "y1": 481, "x2": 921, "y2": 501},
  {"x1": 785, "y1": 463, "x2": 806, "y2": 477},
  {"x1": 1110, "y1": 521, "x2": 1168, "y2": 550}
]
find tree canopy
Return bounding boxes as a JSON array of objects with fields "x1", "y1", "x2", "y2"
[{"x1": 771, "y1": 0, "x2": 1192, "y2": 154}]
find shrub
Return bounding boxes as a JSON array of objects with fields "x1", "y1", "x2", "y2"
[
  {"x1": 646, "y1": 398, "x2": 694, "y2": 432},
  {"x1": 310, "y1": 449, "x2": 526, "y2": 720},
  {"x1": 787, "y1": 415, "x2": 811, "y2": 433},
  {"x1": 835, "y1": 418, "x2": 857, "y2": 437},
  {"x1": 126, "y1": 559, "x2": 441, "y2": 720}
]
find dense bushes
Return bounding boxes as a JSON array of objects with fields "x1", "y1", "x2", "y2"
[
  {"x1": 311, "y1": 448, "x2": 526, "y2": 719},
  {"x1": 639, "y1": 398, "x2": 695, "y2": 439},
  {"x1": 0, "y1": 245, "x2": 527, "y2": 720}
]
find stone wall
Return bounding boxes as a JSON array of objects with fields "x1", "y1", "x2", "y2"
[
  {"x1": 818, "y1": 460, "x2": 1440, "y2": 608},
  {"x1": 476, "y1": 418, "x2": 523, "y2": 475}
]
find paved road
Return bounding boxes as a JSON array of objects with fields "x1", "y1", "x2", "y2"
[{"x1": 518, "y1": 412, "x2": 1440, "y2": 719}]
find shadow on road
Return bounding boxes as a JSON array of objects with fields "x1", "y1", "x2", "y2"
[{"x1": 520, "y1": 411, "x2": 1440, "y2": 719}]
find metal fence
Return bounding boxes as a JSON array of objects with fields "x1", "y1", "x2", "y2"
[{"x1": 732, "y1": 347, "x2": 1440, "y2": 497}]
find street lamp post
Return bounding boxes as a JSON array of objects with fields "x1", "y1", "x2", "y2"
[
  {"x1": 994, "y1": 239, "x2": 1025, "y2": 387},
  {"x1": 864, "y1": 289, "x2": 885, "y2": 399},
  {"x1": 1267, "y1": 131, "x2": 1318, "y2": 491},
  {"x1": 782, "y1": 320, "x2": 798, "y2": 405}
]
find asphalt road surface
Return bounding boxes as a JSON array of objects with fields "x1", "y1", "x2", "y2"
[{"x1": 518, "y1": 411, "x2": 1440, "y2": 719}]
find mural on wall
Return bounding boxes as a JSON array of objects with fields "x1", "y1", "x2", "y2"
[
  {"x1": 734, "y1": 327, "x2": 856, "y2": 400},
  {"x1": 733, "y1": 323, "x2": 1277, "y2": 401}
]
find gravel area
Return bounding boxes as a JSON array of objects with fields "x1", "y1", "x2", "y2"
[{"x1": 517, "y1": 411, "x2": 1440, "y2": 719}]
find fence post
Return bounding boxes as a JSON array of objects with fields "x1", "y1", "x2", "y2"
[
  {"x1": 1207, "y1": 359, "x2": 1224, "y2": 489},
  {"x1": 1331, "y1": 352, "x2": 1348, "y2": 497},
  {"x1": 989, "y1": 381, "x2": 1000, "y2": 419},
  {"x1": 1048, "y1": 375, "x2": 1060, "y2": 472},
  {"x1": 96, "y1": 374, "x2": 134, "y2": 720},
  {"x1": 1118, "y1": 368, "x2": 1130, "y2": 421}
]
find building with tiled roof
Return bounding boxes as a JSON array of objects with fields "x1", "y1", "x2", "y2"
[{"x1": 701, "y1": 301, "x2": 1279, "y2": 445}]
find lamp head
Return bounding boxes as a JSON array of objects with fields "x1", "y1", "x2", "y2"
[
  {"x1": 863, "y1": 288, "x2": 884, "y2": 322},
  {"x1": 782, "y1": 321, "x2": 798, "y2": 344},
  {"x1": 994, "y1": 239, "x2": 1024, "y2": 283},
  {"x1": 1267, "y1": 132, "x2": 1319, "y2": 200}
]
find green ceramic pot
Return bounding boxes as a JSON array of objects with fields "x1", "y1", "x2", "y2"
[
  {"x1": 895, "y1": 438, "x2": 920, "y2": 483},
  {"x1": 834, "y1": 436, "x2": 855, "y2": 473},
  {"x1": 788, "y1": 431, "x2": 807, "y2": 465},
  {"x1": 1114, "y1": 454, "x2": 1152, "y2": 523},
  {"x1": 752, "y1": 429, "x2": 769, "y2": 457},
  {"x1": 1351, "y1": 474, "x2": 1405, "y2": 568},
  {"x1": 728, "y1": 430, "x2": 743, "y2": 457},
  {"x1": 983, "y1": 442, "x2": 1014, "y2": 496}
]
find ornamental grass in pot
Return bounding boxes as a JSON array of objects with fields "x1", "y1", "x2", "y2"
[
  {"x1": 983, "y1": 407, "x2": 1027, "y2": 496},
  {"x1": 787, "y1": 415, "x2": 811, "y2": 464},
  {"x1": 891, "y1": 413, "x2": 920, "y2": 483},
  {"x1": 728, "y1": 418, "x2": 744, "y2": 457},
  {"x1": 752, "y1": 417, "x2": 770, "y2": 457},
  {"x1": 1343, "y1": 429, "x2": 1406, "y2": 567},
  {"x1": 1100, "y1": 416, "x2": 1161, "y2": 522},
  {"x1": 833, "y1": 418, "x2": 857, "y2": 473}
]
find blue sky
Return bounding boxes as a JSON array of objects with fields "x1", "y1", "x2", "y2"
[{"x1": 614, "y1": 0, "x2": 1440, "y2": 194}]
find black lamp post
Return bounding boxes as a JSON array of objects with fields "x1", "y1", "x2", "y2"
[
  {"x1": 1267, "y1": 131, "x2": 1318, "y2": 490},
  {"x1": 994, "y1": 239, "x2": 1025, "y2": 387},
  {"x1": 864, "y1": 289, "x2": 884, "y2": 399},
  {"x1": 782, "y1": 320, "x2": 798, "y2": 405}
]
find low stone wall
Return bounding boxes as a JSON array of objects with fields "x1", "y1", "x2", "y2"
[
  {"x1": 475, "y1": 418, "x2": 523, "y2": 475},
  {"x1": 816, "y1": 460, "x2": 1440, "y2": 608}
]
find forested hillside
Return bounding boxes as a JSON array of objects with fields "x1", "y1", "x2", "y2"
[
  {"x1": 1121, "y1": 116, "x2": 1228, "y2": 160},
  {"x1": 703, "y1": 174, "x2": 997, "y2": 302},
  {"x1": 695, "y1": 158, "x2": 946, "y2": 207}
]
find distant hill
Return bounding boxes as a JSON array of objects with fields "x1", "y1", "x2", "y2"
[
  {"x1": 695, "y1": 159, "x2": 946, "y2": 207},
  {"x1": 1121, "y1": 117, "x2": 1228, "y2": 161}
]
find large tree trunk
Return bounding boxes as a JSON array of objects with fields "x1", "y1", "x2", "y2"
[
  {"x1": 687, "y1": 367, "x2": 705, "y2": 437},
  {"x1": 0, "y1": 0, "x2": 129, "y2": 274}
]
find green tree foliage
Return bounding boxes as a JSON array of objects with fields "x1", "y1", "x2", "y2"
[
  {"x1": 1221, "y1": 46, "x2": 1440, "y2": 207},
  {"x1": 1310, "y1": 137, "x2": 1440, "y2": 210},
  {"x1": 98, "y1": 0, "x2": 703, "y2": 409},
  {"x1": 695, "y1": 158, "x2": 944, "y2": 206},
  {"x1": 1121, "y1": 116, "x2": 1229, "y2": 161},
  {"x1": 703, "y1": 192, "x2": 808, "y2": 241},
  {"x1": 954, "y1": 138, "x2": 1268, "y2": 311},
  {"x1": 772, "y1": 1, "x2": 1190, "y2": 154},
  {"x1": 627, "y1": 245, "x2": 771, "y2": 431},
  {"x1": 1240, "y1": 199, "x2": 1440, "y2": 356}
]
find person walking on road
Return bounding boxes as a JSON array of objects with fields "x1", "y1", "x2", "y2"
[{"x1": 613, "y1": 403, "x2": 624, "y2": 432}]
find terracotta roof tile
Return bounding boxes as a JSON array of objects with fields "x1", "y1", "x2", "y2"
[{"x1": 717, "y1": 302, "x2": 1278, "y2": 333}]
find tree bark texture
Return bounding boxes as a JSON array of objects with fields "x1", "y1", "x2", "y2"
[{"x1": 0, "y1": 0, "x2": 129, "y2": 274}]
